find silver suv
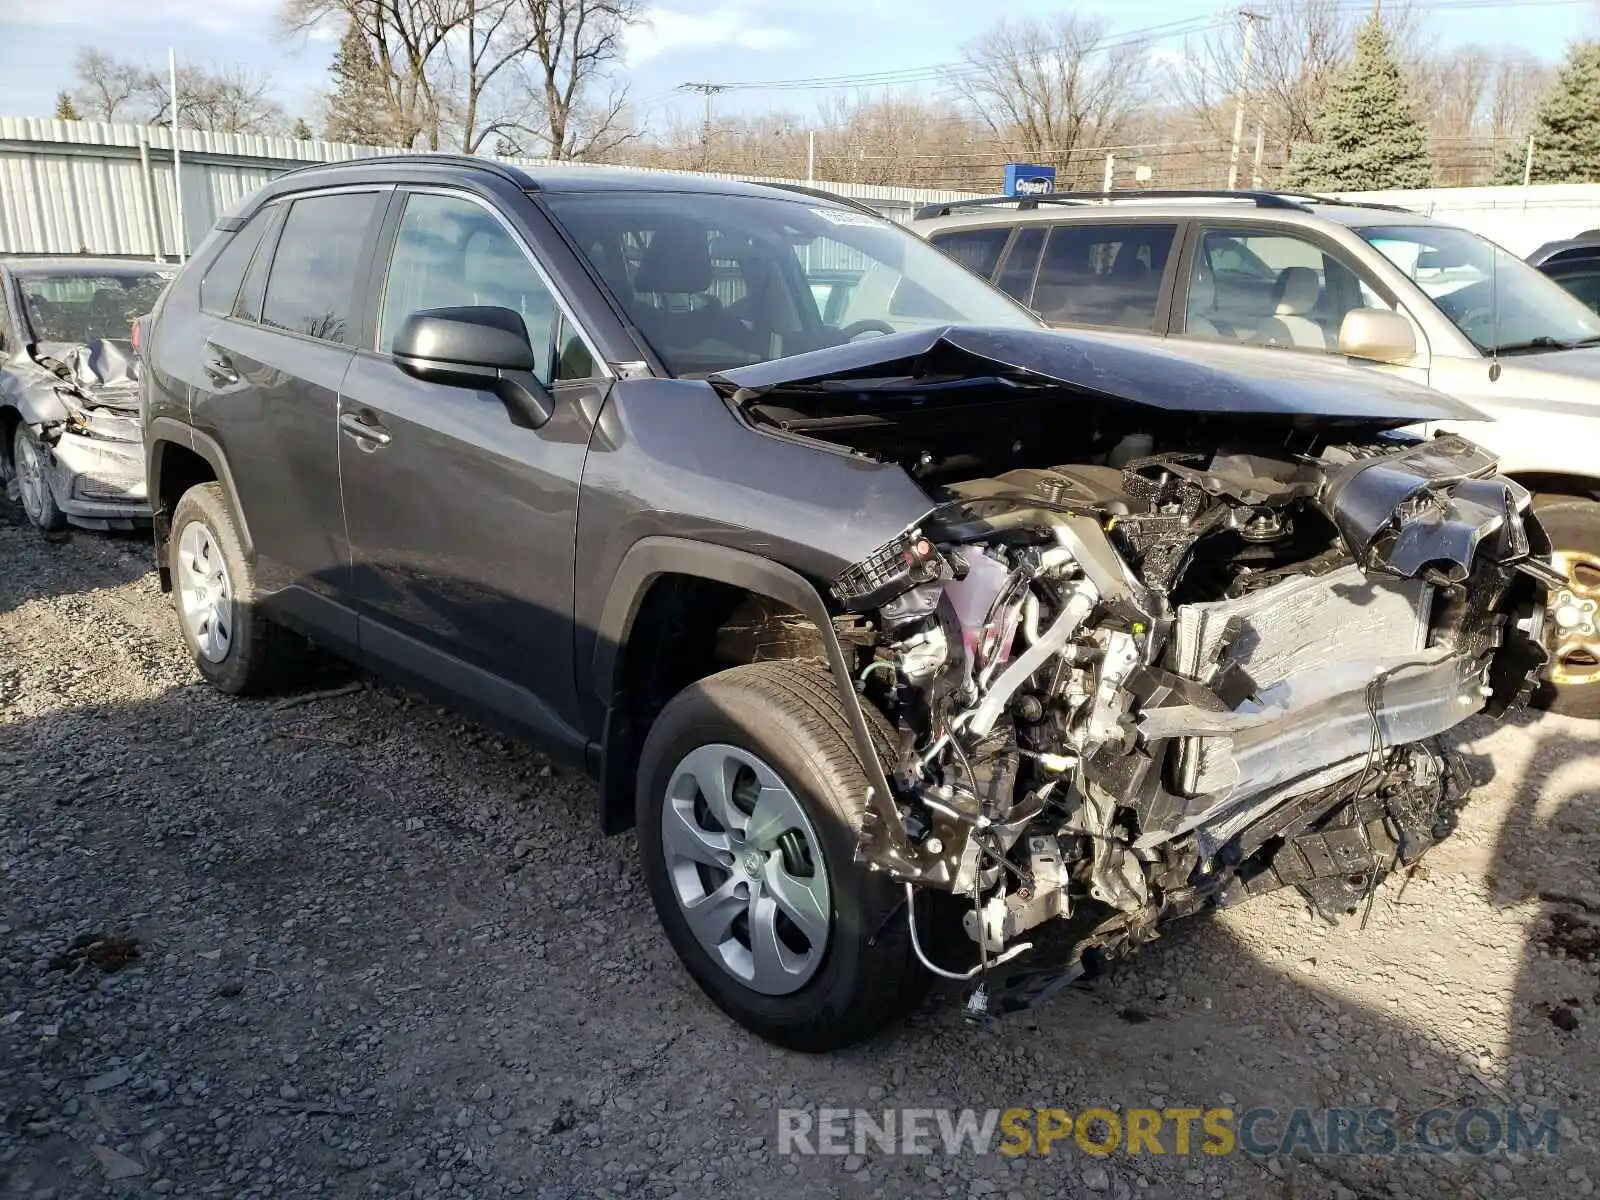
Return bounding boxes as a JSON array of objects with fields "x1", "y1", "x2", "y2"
[{"x1": 913, "y1": 190, "x2": 1600, "y2": 716}]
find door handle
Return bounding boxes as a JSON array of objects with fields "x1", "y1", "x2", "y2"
[
  {"x1": 339, "y1": 410, "x2": 392, "y2": 447},
  {"x1": 203, "y1": 350, "x2": 238, "y2": 386}
]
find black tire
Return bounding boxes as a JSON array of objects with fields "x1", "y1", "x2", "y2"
[
  {"x1": 637, "y1": 659, "x2": 926, "y2": 1051},
  {"x1": 1531, "y1": 497, "x2": 1600, "y2": 719},
  {"x1": 168, "y1": 482, "x2": 312, "y2": 695},
  {"x1": 11, "y1": 424, "x2": 68, "y2": 533}
]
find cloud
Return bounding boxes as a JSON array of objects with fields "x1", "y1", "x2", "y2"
[{"x1": 624, "y1": 5, "x2": 801, "y2": 65}]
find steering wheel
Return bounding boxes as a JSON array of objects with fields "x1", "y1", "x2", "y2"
[{"x1": 837, "y1": 319, "x2": 897, "y2": 342}]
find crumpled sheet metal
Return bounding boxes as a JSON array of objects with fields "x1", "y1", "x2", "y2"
[{"x1": 1319, "y1": 434, "x2": 1533, "y2": 581}]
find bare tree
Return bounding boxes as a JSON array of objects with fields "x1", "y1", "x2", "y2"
[
  {"x1": 947, "y1": 15, "x2": 1149, "y2": 187},
  {"x1": 1488, "y1": 51, "x2": 1554, "y2": 140},
  {"x1": 71, "y1": 49, "x2": 148, "y2": 122},
  {"x1": 282, "y1": 0, "x2": 465, "y2": 149},
  {"x1": 489, "y1": 0, "x2": 643, "y2": 160},
  {"x1": 143, "y1": 63, "x2": 287, "y2": 134},
  {"x1": 69, "y1": 49, "x2": 285, "y2": 133},
  {"x1": 1177, "y1": 0, "x2": 1356, "y2": 179}
]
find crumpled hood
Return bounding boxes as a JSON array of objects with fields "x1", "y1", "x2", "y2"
[
  {"x1": 34, "y1": 339, "x2": 141, "y2": 403},
  {"x1": 712, "y1": 325, "x2": 1487, "y2": 426}
]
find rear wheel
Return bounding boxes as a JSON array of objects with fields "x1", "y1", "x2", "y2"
[
  {"x1": 168, "y1": 482, "x2": 312, "y2": 695},
  {"x1": 11, "y1": 425, "x2": 67, "y2": 533},
  {"x1": 637, "y1": 660, "x2": 925, "y2": 1051},
  {"x1": 1532, "y1": 498, "x2": 1600, "y2": 719}
]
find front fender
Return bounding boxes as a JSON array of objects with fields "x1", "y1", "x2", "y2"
[{"x1": 591, "y1": 536, "x2": 905, "y2": 847}]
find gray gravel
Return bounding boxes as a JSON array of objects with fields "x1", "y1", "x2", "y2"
[{"x1": 2, "y1": 498, "x2": 1599, "y2": 1199}]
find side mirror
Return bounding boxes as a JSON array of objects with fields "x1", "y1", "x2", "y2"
[
  {"x1": 1339, "y1": 307, "x2": 1417, "y2": 366},
  {"x1": 392, "y1": 306, "x2": 554, "y2": 429}
]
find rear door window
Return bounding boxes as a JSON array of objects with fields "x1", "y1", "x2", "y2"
[
  {"x1": 928, "y1": 227, "x2": 1012, "y2": 281},
  {"x1": 1031, "y1": 223, "x2": 1175, "y2": 331},
  {"x1": 261, "y1": 191, "x2": 381, "y2": 344}
]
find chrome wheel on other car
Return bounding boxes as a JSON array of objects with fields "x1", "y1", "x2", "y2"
[
  {"x1": 661, "y1": 742, "x2": 831, "y2": 996},
  {"x1": 176, "y1": 519, "x2": 235, "y2": 663},
  {"x1": 1548, "y1": 548, "x2": 1600, "y2": 691}
]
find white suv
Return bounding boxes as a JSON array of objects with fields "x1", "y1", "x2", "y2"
[{"x1": 913, "y1": 191, "x2": 1600, "y2": 716}]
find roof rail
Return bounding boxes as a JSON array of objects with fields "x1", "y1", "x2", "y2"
[
  {"x1": 1271, "y1": 190, "x2": 1417, "y2": 214},
  {"x1": 749, "y1": 181, "x2": 885, "y2": 217},
  {"x1": 275, "y1": 152, "x2": 536, "y2": 190},
  {"x1": 912, "y1": 189, "x2": 1314, "y2": 221}
]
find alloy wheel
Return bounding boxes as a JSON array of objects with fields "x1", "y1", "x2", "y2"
[
  {"x1": 1547, "y1": 548, "x2": 1600, "y2": 690},
  {"x1": 660, "y1": 743, "x2": 832, "y2": 995},
  {"x1": 13, "y1": 429, "x2": 51, "y2": 526}
]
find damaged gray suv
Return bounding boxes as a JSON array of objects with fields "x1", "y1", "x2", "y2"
[{"x1": 140, "y1": 157, "x2": 1561, "y2": 1050}]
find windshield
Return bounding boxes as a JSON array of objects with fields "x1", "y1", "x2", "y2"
[
  {"x1": 543, "y1": 190, "x2": 1041, "y2": 375},
  {"x1": 1359, "y1": 225, "x2": 1600, "y2": 354},
  {"x1": 16, "y1": 268, "x2": 171, "y2": 345}
]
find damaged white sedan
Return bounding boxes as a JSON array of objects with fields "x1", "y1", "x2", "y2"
[
  {"x1": 714, "y1": 326, "x2": 1557, "y2": 1024},
  {"x1": 0, "y1": 258, "x2": 171, "y2": 531}
]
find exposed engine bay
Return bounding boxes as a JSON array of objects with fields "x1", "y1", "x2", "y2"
[{"x1": 721, "y1": 328, "x2": 1559, "y2": 1019}]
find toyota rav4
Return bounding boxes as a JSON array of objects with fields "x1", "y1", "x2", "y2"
[{"x1": 141, "y1": 158, "x2": 1558, "y2": 1050}]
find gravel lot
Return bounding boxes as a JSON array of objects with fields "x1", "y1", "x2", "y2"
[{"x1": 3, "y1": 495, "x2": 1599, "y2": 1200}]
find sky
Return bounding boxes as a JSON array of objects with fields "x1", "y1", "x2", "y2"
[{"x1": 0, "y1": 0, "x2": 1595, "y2": 138}]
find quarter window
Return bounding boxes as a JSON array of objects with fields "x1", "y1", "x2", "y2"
[
  {"x1": 201, "y1": 211, "x2": 270, "y2": 316},
  {"x1": 378, "y1": 193, "x2": 560, "y2": 383},
  {"x1": 260, "y1": 192, "x2": 380, "y2": 344},
  {"x1": 929, "y1": 227, "x2": 1012, "y2": 280}
]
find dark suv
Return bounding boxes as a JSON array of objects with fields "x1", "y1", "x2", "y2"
[{"x1": 142, "y1": 157, "x2": 1557, "y2": 1050}]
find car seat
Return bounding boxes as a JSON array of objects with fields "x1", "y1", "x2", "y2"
[
  {"x1": 1256, "y1": 266, "x2": 1327, "y2": 349},
  {"x1": 630, "y1": 225, "x2": 746, "y2": 355}
]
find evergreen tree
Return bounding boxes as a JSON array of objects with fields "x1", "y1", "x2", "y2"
[
  {"x1": 1283, "y1": 16, "x2": 1432, "y2": 191},
  {"x1": 54, "y1": 91, "x2": 81, "y2": 121},
  {"x1": 290, "y1": 116, "x2": 313, "y2": 141},
  {"x1": 324, "y1": 22, "x2": 392, "y2": 146},
  {"x1": 1499, "y1": 41, "x2": 1600, "y2": 184}
]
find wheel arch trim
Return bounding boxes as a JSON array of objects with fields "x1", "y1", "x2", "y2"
[
  {"x1": 591, "y1": 536, "x2": 904, "y2": 845},
  {"x1": 145, "y1": 417, "x2": 254, "y2": 559}
]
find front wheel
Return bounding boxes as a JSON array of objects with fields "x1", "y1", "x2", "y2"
[
  {"x1": 637, "y1": 660, "x2": 925, "y2": 1051},
  {"x1": 11, "y1": 425, "x2": 67, "y2": 532},
  {"x1": 1533, "y1": 498, "x2": 1600, "y2": 719}
]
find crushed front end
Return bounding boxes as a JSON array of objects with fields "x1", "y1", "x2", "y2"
[
  {"x1": 3, "y1": 339, "x2": 150, "y2": 528},
  {"x1": 830, "y1": 435, "x2": 1551, "y2": 1018}
]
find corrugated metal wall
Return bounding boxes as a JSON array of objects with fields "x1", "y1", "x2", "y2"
[{"x1": 0, "y1": 118, "x2": 985, "y2": 257}]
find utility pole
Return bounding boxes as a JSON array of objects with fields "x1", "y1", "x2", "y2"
[
  {"x1": 168, "y1": 46, "x2": 185, "y2": 263},
  {"x1": 1227, "y1": 10, "x2": 1263, "y2": 191},
  {"x1": 679, "y1": 82, "x2": 729, "y2": 169}
]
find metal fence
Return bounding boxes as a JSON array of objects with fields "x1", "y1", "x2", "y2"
[
  {"x1": 5, "y1": 118, "x2": 1599, "y2": 261},
  {"x1": 0, "y1": 118, "x2": 986, "y2": 258}
]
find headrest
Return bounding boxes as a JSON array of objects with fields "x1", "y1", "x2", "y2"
[
  {"x1": 1272, "y1": 266, "x2": 1320, "y2": 315},
  {"x1": 633, "y1": 227, "x2": 712, "y2": 294}
]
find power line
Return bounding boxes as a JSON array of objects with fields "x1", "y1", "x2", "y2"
[{"x1": 678, "y1": 0, "x2": 1591, "y2": 97}]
